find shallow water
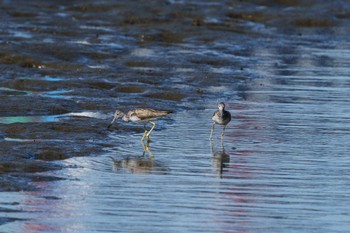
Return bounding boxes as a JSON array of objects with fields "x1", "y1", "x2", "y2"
[{"x1": 1, "y1": 0, "x2": 350, "y2": 232}]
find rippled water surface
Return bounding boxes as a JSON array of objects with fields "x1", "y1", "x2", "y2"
[{"x1": 1, "y1": 0, "x2": 350, "y2": 232}]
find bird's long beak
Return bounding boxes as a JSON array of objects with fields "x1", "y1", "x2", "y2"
[{"x1": 107, "y1": 116, "x2": 117, "y2": 129}]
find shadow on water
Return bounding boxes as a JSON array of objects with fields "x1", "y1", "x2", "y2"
[
  {"x1": 211, "y1": 141, "x2": 230, "y2": 179},
  {"x1": 112, "y1": 141, "x2": 168, "y2": 175}
]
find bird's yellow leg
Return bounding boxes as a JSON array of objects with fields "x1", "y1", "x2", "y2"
[
  {"x1": 145, "y1": 121, "x2": 156, "y2": 140},
  {"x1": 144, "y1": 141, "x2": 154, "y2": 158},
  {"x1": 141, "y1": 131, "x2": 147, "y2": 142},
  {"x1": 209, "y1": 123, "x2": 215, "y2": 140},
  {"x1": 141, "y1": 140, "x2": 150, "y2": 156},
  {"x1": 141, "y1": 141, "x2": 155, "y2": 157},
  {"x1": 221, "y1": 125, "x2": 226, "y2": 139},
  {"x1": 141, "y1": 125, "x2": 148, "y2": 141},
  {"x1": 141, "y1": 141, "x2": 147, "y2": 156},
  {"x1": 147, "y1": 147, "x2": 154, "y2": 157}
]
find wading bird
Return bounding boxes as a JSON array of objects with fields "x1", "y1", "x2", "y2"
[
  {"x1": 210, "y1": 102, "x2": 231, "y2": 140},
  {"x1": 108, "y1": 108, "x2": 172, "y2": 142}
]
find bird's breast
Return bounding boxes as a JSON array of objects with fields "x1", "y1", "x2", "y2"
[{"x1": 122, "y1": 115, "x2": 130, "y2": 122}]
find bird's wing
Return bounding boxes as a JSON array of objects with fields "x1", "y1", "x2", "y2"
[{"x1": 130, "y1": 108, "x2": 159, "y2": 120}]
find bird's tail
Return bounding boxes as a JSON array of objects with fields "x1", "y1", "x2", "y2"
[{"x1": 160, "y1": 110, "x2": 173, "y2": 115}]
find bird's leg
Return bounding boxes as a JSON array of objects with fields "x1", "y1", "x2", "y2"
[
  {"x1": 141, "y1": 131, "x2": 147, "y2": 142},
  {"x1": 210, "y1": 139, "x2": 214, "y2": 154},
  {"x1": 141, "y1": 124, "x2": 148, "y2": 142},
  {"x1": 221, "y1": 125, "x2": 227, "y2": 139},
  {"x1": 145, "y1": 121, "x2": 156, "y2": 141},
  {"x1": 145, "y1": 141, "x2": 154, "y2": 158},
  {"x1": 140, "y1": 139, "x2": 148, "y2": 156},
  {"x1": 141, "y1": 140, "x2": 154, "y2": 157},
  {"x1": 209, "y1": 123, "x2": 215, "y2": 140}
]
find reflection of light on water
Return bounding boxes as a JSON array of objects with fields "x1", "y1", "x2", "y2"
[
  {"x1": 79, "y1": 25, "x2": 115, "y2": 32},
  {"x1": 101, "y1": 42, "x2": 124, "y2": 49},
  {"x1": 3, "y1": 137, "x2": 66, "y2": 142},
  {"x1": 0, "y1": 87, "x2": 21, "y2": 92},
  {"x1": 44, "y1": 90, "x2": 72, "y2": 95},
  {"x1": 0, "y1": 87, "x2": 72, "y2": 99},
  {"x1": 42, "y1": 89, "x2": 73, "y2": 99},
  {"x1": 14, "y1": 76, "x2": 65, "y2": 82},
  {"x1": 4, "y1": 137, "x2": 35, "y2": 142},
  {"x1": 42, "y1": 76, "x2": 65, "y2": 82},
  {"x1": 0, "y1": 87, "x2": 29, "y2": 95},
  {"x1": 305, "y1": 47, "x2": 350, "y2": 58},
  {"x1": 67, "y1": 112, "x2": 110, "y2": 119},
  {"x1": 6, "y1": 87, "x2": 72, "y2": 100},
  {"x1": 174, "y1": 68, "x2": 195, "y2": 73},
  {"x1": 209, "y1": 67, "x2": 234, "y2": 74},
  {"x1": 10, "y1": 30, "x2": 32, "y2": 39},
  {"x1": 131, "y1": 67, "x2": 162, "y2": 72},
  {"x1": 0, "y1": 115, "x2": 61, "y2": 124},
  {"x1": 207, "y1": 85, "x2": 232, "y2": 95},
  {"x1": 1, "y1": 77, "x2": 69, "y2": 99},
  {"x1": 87, "y1": 65, "x2": 109, "y2": 69},
  {"x1": 131, "y1": 48, "x2": 155, "y2": 57},
  {"x1": 0, "y1": 111, "x2": 110, "y2": 124},
  {"x1": 72, "y1": 40, "x2": 91, "y2": 45}
]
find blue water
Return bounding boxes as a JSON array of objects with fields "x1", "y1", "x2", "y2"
[
  {"x1": 2, "y1": 102, "x2": 350, "y2": 232},
  {"x1": 1, "y1": 1, "x2": 350, "y2": 232}
]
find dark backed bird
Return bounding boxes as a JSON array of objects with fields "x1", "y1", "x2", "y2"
[{"x1": 210, "y1": 102, "x2": 231, "y2": 140}]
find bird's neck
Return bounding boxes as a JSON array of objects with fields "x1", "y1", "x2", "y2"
[{"x1": 122, "y1": 114, "x2": 129, "y2": 121}]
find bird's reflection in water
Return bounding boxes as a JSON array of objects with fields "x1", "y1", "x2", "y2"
[
  {"x1": 112, "y1": 142, "x2": 168, "y2": 175},
  {"x1": 211, "y1": 141, "x2": 230, "y2": 178}
]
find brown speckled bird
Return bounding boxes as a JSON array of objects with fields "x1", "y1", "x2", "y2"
[{"x1": 108, "y1": 108, "x2": 172, "y2": 142}]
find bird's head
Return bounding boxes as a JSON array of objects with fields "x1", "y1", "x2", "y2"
[
  {"x1": 218, "y1": 102, "x2": 225, "y2": 111},
  {"x1": 107, "y1": 110, "x2": 125, "y2": 129},
  {"x1": 113, "y1": 110, "x2": 125, "y2": 119}
]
